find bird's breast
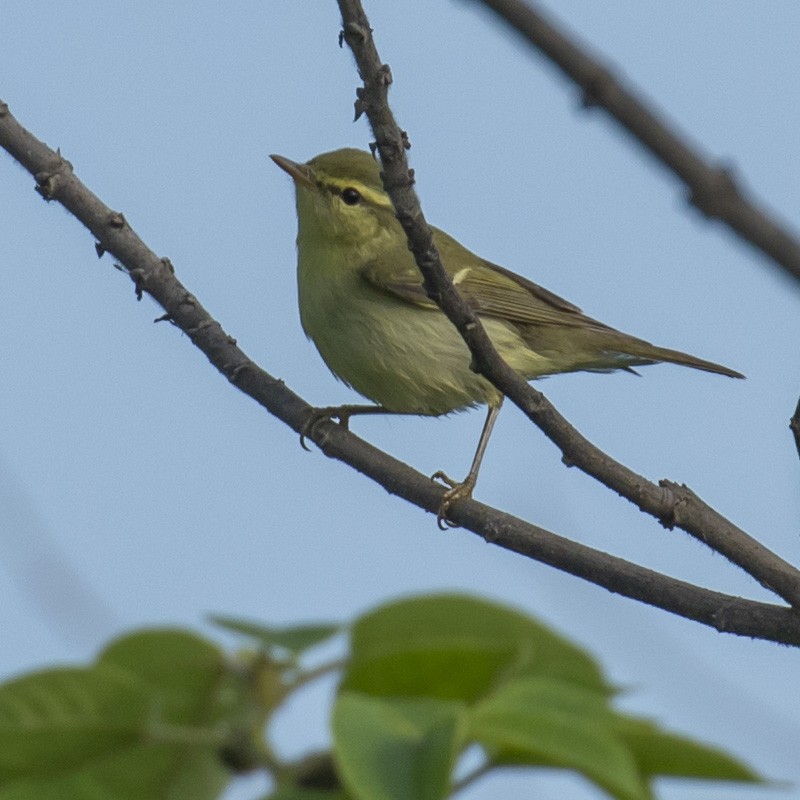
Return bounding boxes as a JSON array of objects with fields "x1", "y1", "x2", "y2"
[{"x1": 296, "y1": 251, "x2": 503, "y2": 415}]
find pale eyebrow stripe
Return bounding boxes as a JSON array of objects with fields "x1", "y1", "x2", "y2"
[{"x1": 322, "y1": 179, "x2": 393, "y2": 209}]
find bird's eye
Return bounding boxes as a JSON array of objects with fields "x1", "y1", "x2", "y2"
[{"x1": 341, "y1": 188, "x2": 361, "y2": 205}]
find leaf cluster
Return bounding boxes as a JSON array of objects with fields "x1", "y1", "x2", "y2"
[{"x1": 0, "y1": 595, "x2": 759, "y2": 800}]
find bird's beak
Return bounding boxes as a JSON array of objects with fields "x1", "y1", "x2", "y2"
[{"x1": 270, "y1": 154, "x2": 315, "y2": 188}]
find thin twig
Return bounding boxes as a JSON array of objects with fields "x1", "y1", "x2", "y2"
[
  {"x1": 335, "y1": 1, "x2": 800, "y2": 608},
  {"x1": 2, "y1": 99, "x2": 799, "y2": 643},
  {"x1": 292, "y1": 659, "x2": 348, "y2": 690},
  {"x1": 474, "y1": 0, "x2": 800, "y2": 287}
]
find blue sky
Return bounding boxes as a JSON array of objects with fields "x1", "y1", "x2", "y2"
[{"x1": 2, "y1": 2, "x2": 800, "y2": 799}]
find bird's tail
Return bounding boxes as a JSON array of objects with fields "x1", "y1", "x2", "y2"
[{"x1": 625, "y1": 341, "x2": 744, "y2": 379}]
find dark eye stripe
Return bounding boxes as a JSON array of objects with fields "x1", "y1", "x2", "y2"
[{"x1": 321, "y1": 182, "x2": 365, "y2": 205}]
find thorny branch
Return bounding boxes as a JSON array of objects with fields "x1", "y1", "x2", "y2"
[
  {"x1": 334, "y1": 1, "x2": 800, "y2": 610},
  {"x1": 791, "y1": 398, "x2": 800, "y2": 462},
  {"x1": 1, "y1": 2, "x2": 799, "y2": 644}
]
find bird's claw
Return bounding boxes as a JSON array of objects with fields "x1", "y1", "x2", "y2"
[
  {"x1": 430, "y1": 471, "x2": 474, "y2": 530},
  {"x1": 430, "y1": 470, "x2": 457, "y2": 489},
  {"x1": 300, "y1": 406, "x2": 352, "y2": 450}
]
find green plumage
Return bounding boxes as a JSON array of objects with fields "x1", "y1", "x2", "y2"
[{"x1": 273, "y1": 148, "x2": 742, "y2": 418}]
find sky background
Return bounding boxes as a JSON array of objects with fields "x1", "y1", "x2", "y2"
[{"x1": 2, "y1": 2, "x2": 800, "y2": 799}]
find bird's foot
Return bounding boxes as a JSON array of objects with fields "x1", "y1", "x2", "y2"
[
  {"x1": 431, "y1": 470, "x2": 476, "y2": 530},
  {"x1": 299, "y1": 405, "x2": 356, "y2": 451}
]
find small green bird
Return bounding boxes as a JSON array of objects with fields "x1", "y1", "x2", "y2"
[{"x1": 272, "y1": 148, "x2": 743, "y2": 524}]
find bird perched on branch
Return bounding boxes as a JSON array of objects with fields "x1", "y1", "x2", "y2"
[{"x1": 272, "y1": 148, "x2": 743, "y2": 525}]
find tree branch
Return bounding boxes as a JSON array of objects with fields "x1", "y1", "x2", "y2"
[
  {"x1": 473, "y1": 0, "x2": 800, "y2": 287},
  {"x1": 334, "y1": 2, "x2": 800, "y2": 610},
  {"x1": 2, "y1": 99, "x2": 799, "y2": 644},
  {"x1": 791, "y1": 398, "x2": 800, "y2": 462}
]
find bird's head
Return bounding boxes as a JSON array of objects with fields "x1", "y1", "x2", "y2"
[{"x1": 271, "y1": 148, "x2": 397, "y2": 246}]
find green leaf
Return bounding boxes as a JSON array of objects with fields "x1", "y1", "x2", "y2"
[
  {"x1": 99, "y1": 629, "x2": 233, "y2": 719},
  {"x1": 0, "y1": 630, "x2": 239, "y2": 799},
  {"x1": 470, "y1": 677, "x2": 650, "y2": 800},
  {"x1": 209, "y1": 616, "x2": 340, "y2": 657},
  {"x1": 265, "y1": 789, "x2": 350, "y2": 800},
  {"x1": 0, "y1": 741, "x2": 229, "y2": 800},
  {"x1": 344, "y1": 594, "x2": 607, "y2": 702},
  {"x1": 332, "y1": 692, "x2": 465, "y2": 800},
  {"x1": 0, "y1": 666, "x2": 150, "y2": 780},
  {"x1": 616, "y1": 717, "x2": 762, "y2": 783}
]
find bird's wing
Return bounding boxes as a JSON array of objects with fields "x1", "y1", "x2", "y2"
[{"x1": 359, "y1": 227, "x2": 612, "y2": 330}]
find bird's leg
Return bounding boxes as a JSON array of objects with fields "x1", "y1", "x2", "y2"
[
  {"x1": 432, "y1": 398, "x2": 503, "y2": 529},
  {"x1": 300, "y1": 404, "x2": 397, "y2": 450}
]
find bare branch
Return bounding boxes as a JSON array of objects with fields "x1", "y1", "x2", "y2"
[
  {"x1": 2, "y1": 99, "x2": 799, "y2": 644},
  {"x1": 474, "y1": 0, "x2": 800, "y2": 286},
  {"x1": 334, "y1": 2, "x2": 800, "y2": 609}
]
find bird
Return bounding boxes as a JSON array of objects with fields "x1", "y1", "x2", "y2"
[{"x1": 271, "y1": 148, "x2": 743, "y2": 525}]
